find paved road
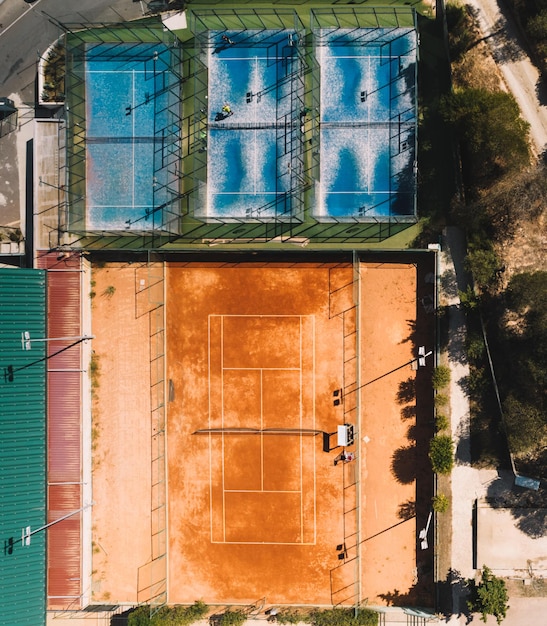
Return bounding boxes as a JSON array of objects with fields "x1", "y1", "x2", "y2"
[
  {"x1": 0, "y1": 0, "x2": 145, "y2": 230},
  {"x1": 464, "y1": 0, "x2": 547, "y2": 156}
]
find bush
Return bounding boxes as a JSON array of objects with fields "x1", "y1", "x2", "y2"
[
  {"x1": 435, "y1": 414, "x2": 450, "y2": 432},
  {"x1": 466, "y1": 333, "x2": 485, "y2": 361},
  {"x1": 459, "y1": 285, "x2": 480, "y2": 311},
  {"x1": 434, "y1": 393, "x2": 449, "y2": 408},
  {"x1": 218, "y1": 610, "x2": 247, "y2": 626},
  {"x1": 432, "y1": 493, "x2": 450, "y2": 513},
  {"x1": 128, "y1": 601, "x2": 209, "y2": 626},
  {"x1": 277, "y1": 608, "x2": 307, "y2": 624},
  {"x1": 432, "y1": 365, "x2": 451, "y2": 389},
  {"x1": 429, "y1": 435, "x2": 454, "y2": 474},
  {"x1": 465, "y1": 245, "x2": 500, "y2": 290},
  {"x1": 309, "y1": 607, "x2": 378, "y2": 626}
]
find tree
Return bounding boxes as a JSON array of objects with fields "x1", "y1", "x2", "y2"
[
  {"x1": 440, "y1": 88, "x2": 530, "y2": 188},
  {"x1": 503, "y1": 395, "x2": 547, "y2": 454},
  {"x1": 467, "y1": 566, "x2": 509, "y2": 624},
  {"x1": 465, "y1": 244, "x2": 500, "y2": 290},
  {"x1": 428, "y1": 435, "x2": 454, "y2": 474}
]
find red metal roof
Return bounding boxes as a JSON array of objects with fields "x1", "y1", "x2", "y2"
[{"x1": 37, "y1": 252, "x2": 84, "y2": 610}]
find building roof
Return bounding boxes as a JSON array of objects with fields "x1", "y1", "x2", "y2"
[{"x1": 0, "y1": 268, "x2": 47, "y2": 626}]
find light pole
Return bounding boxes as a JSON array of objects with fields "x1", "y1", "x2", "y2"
[
  {"x1": 21, "y1": 502, "x2": 94, "y2": 547},
  {"x1": 21, "y1": 332, "x2": 94, "y2": 351},
  {"x1": 333, "y1": 346, "x2": 433, "y2": 404},
  {"x1": 419, "y1": 510, "x2": 433, "y2": 550}
]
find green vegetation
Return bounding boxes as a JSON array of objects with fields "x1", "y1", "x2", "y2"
[
  {"x1": 440, "y1": 3, "x2": 547, "y2": 470},
  {"x1": 128, "y1": 601, "x2": 209, "y2": 626},
  {"x1": 216, "y1": 610, "x2": 247, "y2": 626},
  {"x1": 467, "y1": 566, "x2": 509, "y2": 624},
  {"x1": 432, "y1": 365, "x2": 451, "y2": 390},
  {"x1": 440, "y1": 87, "x2": 530, "y2": 194},
  {"x1": 309, "y1": 607, "x2": 378, "y2": 626},
  {"x1": 276, "y1": 608, "x2": 306, "y2": 624},
  {"x1": 432, "y1": 493, "x2": 450, "y2": 513},
  {"x1": 434, "y1": 393, "x2": 449, "y2": 409},
  {"x1": 496, "y1": 272, "x2": 547, "y2": 464},
  {"x1": 506, "y1": 0, "x2": 547, "y2": 77},
  {"x1": 435, "y1": 414, "x2": 450, "y2": 432},
  {"x1": 89, "y1": 352, "x2": 100, "y2": 389},
  {"x1": 429, "y1": 435, "x2": 454, "y2": 474},
  {"x1": 41, "y1": 41, "x2": 65, "y2": 103}
]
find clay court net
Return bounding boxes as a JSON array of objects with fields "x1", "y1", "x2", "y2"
[{"x1": 194, "y1": 427, "x2": 322, "y2": 435}]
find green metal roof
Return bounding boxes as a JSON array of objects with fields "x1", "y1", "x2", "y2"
[{"x1": 0, "y1": 268, "x2": 47, "y2": 626}]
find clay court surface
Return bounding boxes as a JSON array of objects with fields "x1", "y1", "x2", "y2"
[{"x1": 90, "y1": 260, "x2": 422, "y2": 607}]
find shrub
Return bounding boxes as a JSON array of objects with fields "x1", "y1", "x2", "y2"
[
  {"x1": 128, "y1": 601, "x2": 209, "y2": 626},
  {"x1": 277, "y1": 608, "x2": 307, "y2": 624},
  {"x1": 466, "y1": 333, "x2": 485, "y2": 361},
  {"x1": 465, "y1": 245, "x2": 501, "y2": 291},
  {"x1": 309, "y1": 607, "x2": 378, "y2": 626},
  {"x1": 459, "y1": 285, "x2": 480, "y2": 311},
  {"x1": 435, "y1": 414, "x2": 450, "y2": 432},
  {"x1": 432, "y1": 493, "x2": 450, "y2": 513},
  {"x1": 218, "y1": 610, "x2": 247, "y2": 626},
  {"x1": 432, "y1": 365, "x2": 451, "y2": 389},
  {"x1": 434, "y1": 393, "x2": 449, "y2": 408},
  {"x1": 429, "y1": 435, "x2": 454, "y2": 474}
]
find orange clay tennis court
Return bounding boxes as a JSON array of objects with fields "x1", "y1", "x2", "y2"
[{"x1": 165, "y1": 260, "x2": 419, "y2": 607}]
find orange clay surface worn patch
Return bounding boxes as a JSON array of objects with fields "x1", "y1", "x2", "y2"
[{"x1": 165, "y1": 262, "x2": 418, "y2": 606}]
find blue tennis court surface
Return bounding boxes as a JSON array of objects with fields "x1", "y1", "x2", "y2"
[
  {"x1": 317, "y1": 28, "x2": 417, "y2": 219},
  {"x1": 85, "y1": 43, "x2": 174, "y2": 230},
  {"x1": 204, "y1": 31, "x2": 300, "y2": 220}
]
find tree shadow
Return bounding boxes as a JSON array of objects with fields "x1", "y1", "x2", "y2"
[
  {"x1": 400, "y1": 319, "x2": 417, "y2": 345},
  {"x1": 486, "y1": 474, "x2": 547, "y2": 538},
  {"x1": 391, "y1": 445, "x2": 416, "y2": 485},
  {"x1": 378, "y1": 573, "x2": 436, "y2": 609},
  {"x1": 397, "y1": 499, "x2": 416, "y2": 520},
  {"x1": 435, "y1": 568, "x2": 472, "y2": 622},
  {"x1": 487, "y1": 18, "x2": 527, "y2": 65},
  {"x1": 406, "y1": 423, "x2": 418, "y2": 442},
  {"x1": 536, "y1": 75, "x2": 547, "y2": 108},
  {"x1": 397, "y1": 377, "x2": 416, "y2": 404},
  {"x1": 454, "y1": 415, "x2": 472, "y2": 466},
  {"x1": 446, "y1": 303, "x2": 468, "y2": 366},
  {"x1": 440, "y1": 267, "x2": 459, "y2": 301},
  {"x1": 401, "y1": 404, "x2": 416, "y2": 420}
]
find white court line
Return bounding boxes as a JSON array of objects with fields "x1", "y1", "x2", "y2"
[
  {"x1": 367, "y1": 56, "x2": 371, "y2": 192},
  {"x1": 312, "y1": 314, "x2": 317, "y2": 542},
  {"x1": 221, "y1": 316, "x2": 226, "y2": 542},
  {"x1": 223, "y1": 367, "x2": 299, "y2": 371},
  {"x1": 260, "y1": 368, "x2": 264, "y2": 492},
  {"x1": 209, "y1": 313, "x2": 317, "y2": 544},
  {"x1": 300, "y1": 316, "x2": 304, "y2": 540},
  {"x1": 132, "y1": 70, "x2": 136, "y2": 210},
  {"x1": 208, "y1": 315, "x2": 214, "y2": 543},
  {"x1": 211, "y1": 541, "x2": 315, "y2": 546},
  {"x1": 225, "y1": 489, "x2": 301, "y2": 494}
]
